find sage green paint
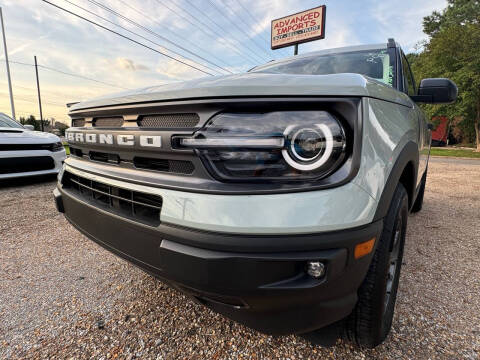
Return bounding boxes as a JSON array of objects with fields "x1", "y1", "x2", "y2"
[
  {"x1": 69, "y1": 72, "x2": 412, "y2": 113},
  {"x1": 64, "y1": 164, "x2": 377, "y2": 234},
  {"x1": 65, "y1": 44, "x2": 430, "y2": 234}
]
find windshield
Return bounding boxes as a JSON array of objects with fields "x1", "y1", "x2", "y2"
[
  {"x1": 252, "y1": 48, "x2": 396, "y2": 87},
  {"x1": 0, "y1": 113, "x2": 24, "y2": 128}
]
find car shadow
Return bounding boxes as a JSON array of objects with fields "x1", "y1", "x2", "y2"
[{"x1": 0, "y1": 174, "x2": 58, "y2": 189}]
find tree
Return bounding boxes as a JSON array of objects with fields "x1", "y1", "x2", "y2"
[
  {"x1": 409, "y1": 0, "x2": 480, "y2": 150},
  {"x1": 54, "y1": 121, "x2": 69, "y2": 136},
  {"x1": 20, "y1": 115, "x2": 50, "y2": 131},
  {"x1": 423, "y1": 0, "x2": 479, "y2": 36}
]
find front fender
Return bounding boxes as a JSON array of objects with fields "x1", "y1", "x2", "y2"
[{"x1": 353, "y1": 97, "x2": 419, "y2": 220}]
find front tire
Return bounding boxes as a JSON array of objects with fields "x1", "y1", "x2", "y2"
[
  {"x1": 344, "y1": 183, "x2": 408, "y2": 348},
  {"x1": 411, "y1": 170, "x2": 427, "y2": 213}
]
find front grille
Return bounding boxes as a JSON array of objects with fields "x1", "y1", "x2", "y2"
[
  {"x1": 93, "y1": 117, "x2": 124, "y2": 127},
  {"x1": 89, "y1": 151, "x2": 120, "y2": 164},
  {"x1": 0, "y1": 156, "x2": 54, "y2": 174},
  {"x1": 70, "y1": 147, "x2": 83, "y2": 157},
  {"x1": 0, "y1": 143, "x2": 60, "y2": 151},
  {"x1": 62, "y1": 171, "x2": 162, "y2": 226},
  {"x1": 68, "y1": 148, "x2": 194, "y2": 175},
  {"x1": 138, "y1": 113, "x2": 199, "y2": 128},
  {"x1": 72, "y1": 118, "x2": 85, "y2": 127},
  {"x1": 134, "y1": 157, "x2": 194, "y2": 174}
]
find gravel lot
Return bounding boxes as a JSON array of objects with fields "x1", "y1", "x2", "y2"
[{"x1": 1, "y1": 157, "x2": 479, "y2": 359}]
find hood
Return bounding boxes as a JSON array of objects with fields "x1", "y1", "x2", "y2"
[
  {"x1": 70, "y1": 72, "x2": 411, "y2": 111},
  {"x1": 0, "y1": 128, "x2": 60, "y2": 144}
]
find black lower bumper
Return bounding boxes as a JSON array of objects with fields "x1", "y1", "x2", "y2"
[{"x1": 54, "y1": 186, "x2": 382, "y2": 335}]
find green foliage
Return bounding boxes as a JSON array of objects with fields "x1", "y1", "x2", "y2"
[
  {"x1": 430, "y1": 148, "x2": 480, "y2": 158},
  {"x1": 423, "y1": 0, "x2": 479, "y2": 36},
  {"x1": 409, "y1": 0, "x2": 480, "y2": 147},
  {"x1": 54, "y1": 121, "x2": 69, "y2": 136},
  {"x1": 18, "y1": 115, "x2": 50, "y2": 131}
]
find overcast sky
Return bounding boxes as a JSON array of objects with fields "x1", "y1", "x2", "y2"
[{"x1": 0, "y1": 0, "x2": 446, "y2": 123}]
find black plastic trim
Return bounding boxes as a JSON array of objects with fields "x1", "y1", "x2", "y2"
[
  {"x1": 56, "y1": 186, "x2": 384, "y2": 334},
  {"x1": 373, "y1": 141, "x2": 419, "y2": 221},
  {"x1": 53, "y1": 187, "x2": 64, "y2": 213}
]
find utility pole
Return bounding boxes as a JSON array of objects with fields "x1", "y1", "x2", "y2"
[
  {"x1": 0, "y1": 7, "x2": 15, "y2": 119},
  {"x1": 34, "y1": 56, "x2": 44, "y2": 132}
]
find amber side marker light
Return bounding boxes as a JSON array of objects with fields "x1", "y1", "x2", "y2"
[{"x1": 354, "y1": 238, "x2": 376, "y2": 259}]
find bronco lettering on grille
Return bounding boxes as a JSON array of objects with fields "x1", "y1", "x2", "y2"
[{"x1": 66, "y1": 131, "x2": 162, "y2": 148}]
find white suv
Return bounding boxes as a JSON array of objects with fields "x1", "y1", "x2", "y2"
[{"x1": 0, "y1": 113, "x2": 66, "y2": 179}]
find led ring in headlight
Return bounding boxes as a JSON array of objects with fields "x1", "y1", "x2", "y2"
[
  {"x1": 290, "y1": 127, "x2": 325, "y2": 161},
  {"x1": 282, "y1": 124, "x2": 334, "y2": 171},
  {"x1": 177, "y1": 111, "x2": 348, "y2": 182}
]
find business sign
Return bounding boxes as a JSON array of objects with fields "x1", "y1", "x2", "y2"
[{"x1": 271, "y1": 5, "x2": 326, "y2": 50}]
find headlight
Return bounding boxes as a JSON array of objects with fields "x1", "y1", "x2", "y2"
[
  {"x1": 50, "y1": 142, "x2": 64, "y2": 152},
  {"x1": 177, "y1": 111, "x2": 348, "y2": 182}
]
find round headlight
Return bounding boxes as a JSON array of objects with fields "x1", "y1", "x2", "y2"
[
  {"x1": 178, "y1": 111, "x2": 348, "y2": 182},
  {"x1": 291, "y1": 128, "x2": 325, "y2": 161},
  {"x1": 282, "y1": 123, "x2": 335, "y2": 171}
]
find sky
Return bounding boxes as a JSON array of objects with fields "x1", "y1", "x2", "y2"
[{"x1": 0, "y1": 0, "x2": 447, "y2": 124}]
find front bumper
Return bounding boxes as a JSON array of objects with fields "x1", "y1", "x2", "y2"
[
  {"x1": 54, "y1": 184, "x2": 382, "y2": 335},
  {"x1": 0, "y1": 149, "x2": 66, "y2": 179}
]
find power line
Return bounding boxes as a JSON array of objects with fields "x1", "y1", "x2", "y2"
[
  {"x1": 0, "y1": 91, "x2": 65, "y2": 106},
  {"x1": 0, "y1": 81, "x2": 74, "y2": 120},
  {"x1": 203, "y1": 0, "x2": 273, "y2": 60},
  {"x1": 42, "y1": 63, "x2": 135, "y2": 89},
  {"x1": 41, "y1": 0, "x2": 215, "y2": 76},
  {"x1": 182, "y1": 0, "x2": 269, "y2": 63},
  {"x1": 152, "y1": 0, "x2": 260, "y2": 66},
  {"x1": 79, "y1": 0, "x2": 231, "y2": 74},
  {"x1": 16, "y1": 111, "x2": 69, "y2": 120},
  {"x1": 231, "y1": 0, "x2": 290, "y2": 57},
  {"x1": 4, "y1": 59, "x2": 130, "y2": 90},
  {"x1": 64, "y1": 0, "x2": 224, "y2": 75},
  {"x1": 175, "y1": 0, "x2": 267, "y2": 64},
  {"x1": 115, "y1": 0, "x2": 235, "y2": 72},
  {"x1": 0, "y1": 81, "x2": 75, "y2": 101},
  {"x1": 15, "y1": 111, "x2": 68, "y2": 121}
]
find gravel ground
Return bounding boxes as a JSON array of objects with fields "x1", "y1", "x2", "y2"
[{"x1": 1, "y1": 158, "x2": 479, "y2": 359}]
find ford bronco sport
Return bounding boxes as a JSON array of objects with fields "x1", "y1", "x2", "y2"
[{"x1": 54, "y1": 39, "x2": 457, "y2": 348}]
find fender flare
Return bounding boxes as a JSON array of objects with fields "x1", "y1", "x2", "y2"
[{"x1": 373, "y1": 141, "x2": 419, "y2": 221}]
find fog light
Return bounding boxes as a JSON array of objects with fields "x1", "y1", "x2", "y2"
[{"x1": 307, "y1": 261, "x2": 325, "y2": 279}]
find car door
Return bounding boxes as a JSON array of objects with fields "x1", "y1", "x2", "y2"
[{"x1": 400, "y1": 51, "x2": 429, "y2": 187}]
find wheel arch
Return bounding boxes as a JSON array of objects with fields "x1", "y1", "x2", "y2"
[{"x1": 373, "y1": 141, "x2": 418, "y2": 221}]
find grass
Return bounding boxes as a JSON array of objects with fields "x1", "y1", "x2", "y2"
[{"x1": 430, "y1": 147, "x2": 480, "y2": 158}]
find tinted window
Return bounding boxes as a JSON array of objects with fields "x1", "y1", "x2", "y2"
[
  {"x1": 251, "y1": 48, "x2": 396, "y2": 87},
  {"x1": 401, "y1": 54, "x2": 416, "y2": 96},
  {"x1": 0, "y1": 113, "x2": 23, "y2": 128}
]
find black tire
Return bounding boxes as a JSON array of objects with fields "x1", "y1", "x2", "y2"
[
  {"x1": 411, "y1": 170, "x2": 427, "y2": 213},
  {"x1": 344, "y1": 183, "x2": 408, "y2": 348}
]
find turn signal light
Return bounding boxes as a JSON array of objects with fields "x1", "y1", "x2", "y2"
[{"x1": 354, "y1": 238, "x2": 376, "y2": 259}]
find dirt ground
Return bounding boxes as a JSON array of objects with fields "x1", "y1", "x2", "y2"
[{"x1": 1, "y1": 157, "x2": 479, "y2": 359}]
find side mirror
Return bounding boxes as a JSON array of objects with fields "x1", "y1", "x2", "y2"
[
  {"x1": 23, "y1": 124, "x2": 35, "y2": 131},
  {"x1": 411, "y1": 78, "x2": 458, "y2": 104}
]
